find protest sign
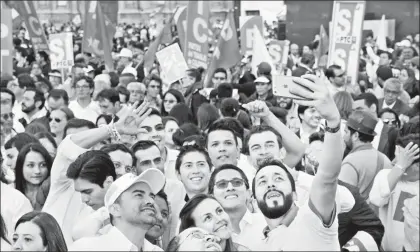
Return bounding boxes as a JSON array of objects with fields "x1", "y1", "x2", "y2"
[
  {"x1": 240, "y1": 16, "x2": 263, "y2": 55},
  {"x1": 184, "y1": 1, "x2": 210, "y2": 69},
  {"x1": 13, "y1": 1, "x2": 49, "y2": 53},
  {"x1": 49, "y1": 33, "x2": 74, "y2": 69},
  {"x1": 328, "y1": 1, "x2": 365, "y2": 85},
  {"x1": 1, "y1": 8, "x2": 13, "y2": 75},
  {"x1": 267, "y1": 40, "x2": 288, "y2": 65},
  {"x1": 156, "y1": 43, "x2": 188, "y2": 84}
]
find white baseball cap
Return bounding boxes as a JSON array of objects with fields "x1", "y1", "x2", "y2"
[
  {"x1": 118, "y1": 48, "x2": 133, "y2": 59},
  {"x1": 121, "y1": 66, "x2": 137, "y2": 76},
  {"x1": 254, "y1": 76, "x2": 270, "y2": 83},
  {"x1": 104, "y1": 168, "x2": 166, "y2": 210},
  {"x1": 396, "y1": 39, "x2": 411, "y2": 48}
]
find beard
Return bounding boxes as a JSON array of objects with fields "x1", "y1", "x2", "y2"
[
  {"x1": 279, "y1": 100, "x2": 293, "y2": 110},
  {"x1": 22, "y1": 104, "x2": 36, "y2": 113},
  {"x1": 257, "y1": 189, "x2": 294, "y2": 219}
]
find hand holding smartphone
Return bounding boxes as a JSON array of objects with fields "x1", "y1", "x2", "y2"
[{"x1": 272, "y1": 74, "x2": 314, "y2": 100}]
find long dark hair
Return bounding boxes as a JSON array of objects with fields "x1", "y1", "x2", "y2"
[
  {"x1": 179, "y1": 194, "x2": 237, "y2": 252},
  {"x1": 15, "y1": 211, "x2": 67, "y2": 251},
  {"x1": 1, "y1": 214, "x2": 9, "y2": 244},
  {"x1": 14, "y1": 143, "x2": 53, "y2": 194}
]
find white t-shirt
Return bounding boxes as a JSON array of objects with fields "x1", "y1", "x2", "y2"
[
  {"x1": 369, "y1": 169, "x2": 419, "y2": 251},
  {"x1": 68, "y1": 100, "x2": 101, "y2": 123}
]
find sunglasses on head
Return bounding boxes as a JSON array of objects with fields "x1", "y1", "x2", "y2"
[
  {"x1": 49, "y1": 117, "x2": 62, "y2": 123},
  {"x1": 215, "y1": 178, "x2": 245, "y2": 189},
  {"x1": 1, "y1": 112, "x2": 14, "y2": 121}
]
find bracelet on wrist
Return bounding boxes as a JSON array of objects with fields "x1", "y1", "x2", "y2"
[{"x1": 394, "y1": 164, "x2": 406, "y2": 173}]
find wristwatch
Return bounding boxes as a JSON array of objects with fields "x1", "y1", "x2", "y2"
[{"x1": 324, "y1": 121, "x2": 341, "y2": 133}]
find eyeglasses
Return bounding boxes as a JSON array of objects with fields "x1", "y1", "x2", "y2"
[
  {"x1": 142, "y1": 124, "x2": 164, "y2": 132},
  {"x1": 1, "y1": 112, "x2": 14, "y2": 121},
  {"x1": 139, "y1": 157, "x2": 162, "y2": 167},
  {"x1": 76, "y1": 85, "x2": 90, "y2": 90},
  {"x1": 215, "y1": 178, "x2": 245, "y2": 189},
  {"x1": 164, "y1": 99, "x2": 176, "y2": 104},
  {"x1": 113, "y1": 162, "x2": 134, "y2": 173},
  {"x1": 49, "y1": 117, "x2": 62, "y2": 123},
  {"x1": 383, "y1": 119, "x2": 397, "y2": 125}
]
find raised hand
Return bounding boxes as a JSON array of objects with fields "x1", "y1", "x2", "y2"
[
  {"x1": 290, "y1": 74, "x2": 341, "y2": 125},
  {"x1": 395, "y1": 142, "x2": 420, "y2": 172},
  {"x1": 115, "y1": 101, "x2": 152, "y2": 135},
  {"x1": 242, "y1": 100, "x2": 271, "y2": 119}
]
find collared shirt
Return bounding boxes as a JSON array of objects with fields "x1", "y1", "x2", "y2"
[
  {"x1": 19, "y1": 107, "x2": 48, "y2": 124},
  {"x1": 382, "y1": 100, "x2": 396, "y2": 110},
  {"x1": 231, "y1": 210, "x2": 267, "y2": 251},
  {"x1": 372, "y1": 119, "x2": 384, "y2": 150},
  {"x1": 70, "y1": 226, "x2": 163, "y2": 251},
  {"x1": 164, "y1": 148, "x2": 179, "y2": 181},
  {"x1": 237, "y1": 154, "x2": 257, "y2": 184},
  {"x1": 42, "y1": 136, "x2": 94, "y2": 246},
  {"x1": 1, "y1": 182, "x2": 33, "y2": 241},
  {"x1": 68, "y1": 99, "x2": 101, "y2": 123}
]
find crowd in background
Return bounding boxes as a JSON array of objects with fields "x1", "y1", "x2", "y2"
[{"x1": 0, "y1": 11, "x2": 419, "y2": 252}]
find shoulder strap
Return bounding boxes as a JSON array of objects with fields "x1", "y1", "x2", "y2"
[{"x1": 365, "y1": 153, "x2": 385, "y2": 201}]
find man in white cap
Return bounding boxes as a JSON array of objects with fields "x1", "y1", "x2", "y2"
[
  {"x1": 70, "y1": 169, "x2": 166, "y2": 251},
  {"x1": 118, "y1": 48, "x2": 138, "y2": 79}
]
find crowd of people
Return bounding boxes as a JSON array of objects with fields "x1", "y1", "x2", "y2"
[{"x1": 1, "y1": 10, "x2": 419, "y2": 252}]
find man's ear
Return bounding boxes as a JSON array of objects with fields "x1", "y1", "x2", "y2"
[
  {"x1": 369, "y1": 104, "x2": 377, "y2": 115},
  {"x1": 103, "y1": 176, "x2": 114, "y2": 189}
]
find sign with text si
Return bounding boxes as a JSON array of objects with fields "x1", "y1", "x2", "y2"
[
  {"x1": 267, "y1": 40, "x2": 288, "y2": 64},
  {"x1": 1, "y1": 8, "x2": 14, "y2": 75},
  {"x1": 240, "y1": 16, "x2": 263, "y2": 55},
  {"x1": 328, "y1": 1, "x2": 365, "y2": 85},
  {"x1": 14, "y1": 1, "x2": 49, "y2": 53},
  {"x1": 184, "y1": 1, "x2": 210, "y2": 69},
  {"x1": 49, "y1": 33, "x2": 74, "y2": 69},
  {"x1": 156, "y1": 43, "x2": 188, "y2": 84}
]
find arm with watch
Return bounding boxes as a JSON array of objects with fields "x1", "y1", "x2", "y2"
[{"x1": 369, "y1": 142, "x2": 420, "y2": 208}]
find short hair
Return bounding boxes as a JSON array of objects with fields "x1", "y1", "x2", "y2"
[
  {"x1": 15, "y1": 211, "x2": 67, "y2": 252},
  {"x1": 208, "y1": 164, "x2": 249, "y2": 195},
  {"x1": 297, "y1": 105, "x2": 310, "y2": 122},
  {"x1": 333, "y1": 91, "x2": 354, "y2": 120},
  {"x1": 186, "y1": 68, "x2": 201, "y2": 83},
  {"x1": 354, "y1": 93, "x2": 379, "y2": 115},
  {"x1": 325, "y1": 65, "x2": 342, "y2": 79},
  {"x1": 131, "y1": 140, "x2": 159, "y2": 155},
  {"x1": 378, "y1": 108, "x2": 401, "y2": 128},
  {"x1": 206, "y1": 118, "x2": 238, "y2": 146},
  {"x1": 214, "y1": 117, "x2": 245, "y2": 143},
  {"x1": 115, "y1": 85, "x2": 130, "y2": 102},
  {"x1": 243, "y1": 125, "x2": 283, "y2": 155},
  {"x1": 96, "y1": 88, "x2": 120, "y2": 104},
  {"x1": 25, "y1": 121, "x2": 49, "y2": 135},
  {"x1": 100, "y1": 143, "x2": 135, "y2": 167},
  {"x1": 145, "y1": 74, "x2": 162, "y2": 88},
  {"x1": 252, "y1": 159, "x2": 295, "y2": 197},
  {"x1": 24, "y1": 87, "x2": 45, "y2": 110},
  {"x1": 35, "y1": 132, "x2": 58, "y2": 149},
  {"x1": 172, "y1": 123, "x2": 201, "y2": 147},
  {"x1": 51, "y1": 107, "x2": 75, "y2": 121},
  {"x1": 63, "y1": 119, "x2": 96, "y2": 138},
  {"x1": 4, "y1": 133, "x2": 40, "y2": 151},
  {"x1": 95, "y1": 114, "x2": 119, "y2": 127},
  {"x1": 66, "y1": 150, "x2": 116, "y2": 186},
  {"x1": 1, "y1": 88, "x2": 15, "y2": 105},
  {"x1": 15, "y1": 46, "x2": 28, "y2": 58},
  {"x1": 213, "y1": 68, "x2": 227, "y2": 78},
  {"x1": 162, "y1": 116, "x2": 179, "y2": 127},
  {"x1": 383, "y1": 78, "x2": 403, "y2": 92},
  {"x1": 73, "y1": 75, "x2": 94, "y2": 89},
  {"x1": 300, "y1": 53, "x2": 315, "y2": 65},
  {"x1": 15, "y1": 143, "x2": 53, "y2": 194},
  {"x1": 175, "y1": 145, "x2": 212, "y2": 173},
  {"x1": 308, "y1": 131, "x2": 325, "y2": 144},
  {"x1": 17, "y1": 73, "x2": 35, "y2": 89},
  {"x1": 347, "y1": 127, "x2": 375, "y2": 143},
  {"x1": 197, "y1": 103, "x2": 220, "y2": 132},
  {"x1": 48, "y1": 89, "x2": 69, "y2": 105},
  {"x1": 378, "y1": 50, "x2": 392, "y2": 60},
  {"x1": 37, "y1": 51, "x2": 49, "y2": 62}
]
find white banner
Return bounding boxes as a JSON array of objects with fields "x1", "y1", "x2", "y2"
[{"x1": 49, "y1": 32, "x2": 74, "y2": 69}]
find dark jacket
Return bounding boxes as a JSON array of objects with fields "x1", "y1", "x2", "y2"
[
  {"x1": 338, "y1": 180, "x2": 384, "y2": 250},
  {"x1": 292, "y1": 65, "x2": 313, "y2": 77},
  {"x1": 247, "y1": 90, "x2": 279, "y2": 107},
  {"x1": 377, "y1": 123, "x2": 398, "y2": 161},
  {"x1": 378, "y1": 98, "x2": 410, "y2": 116}
]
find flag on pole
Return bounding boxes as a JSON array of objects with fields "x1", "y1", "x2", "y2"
[
  {"x1": 82, "y1": 1, "x2": 115, "y2": 70},
  {"x1": 376, "y1": 15, "x2": 387, "y2": 51},
  {"x1": 314, "y1": 24, "x2": 329, "y2": 61},
  {"x1": 250, "y1": 26, "x2": 274, "y2": 76},
  {"x1": 204, "y1": 10, "x2": 241, "y2": 87},
  {"x1": 174, "y1": 6, "x2": 187, "y2": 52},
  {"x1": 143, "y1": 7, "x2": 178, "y2": 74}
]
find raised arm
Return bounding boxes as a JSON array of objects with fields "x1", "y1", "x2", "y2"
[
  {"x1": 243, "y1": 101, "x2": 306, "y2": 168},
  {"x1": 290, "y1": 74, "x2": 343, "y2": 224}
]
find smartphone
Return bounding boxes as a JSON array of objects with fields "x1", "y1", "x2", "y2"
[{"x1": 272, "y1": 74, "x2": 312, "y2": 100}]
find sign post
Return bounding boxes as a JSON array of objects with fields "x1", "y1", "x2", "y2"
[
  {"x1": 1, "y1": 8, "x2": 14, "y2": 76},
  {"x1": 328, "y1": 1, "x2": 366, "y2": 86}
]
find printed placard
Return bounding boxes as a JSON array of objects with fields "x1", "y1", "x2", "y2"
[
  {"x1": 156, "y1": 43, "x2": 188, "y2": 84},
  {"x1": 49, "y1": 33, "x2": 74, "y2": 69},
  {"x1": 328, "y1": 1, "x2": 365, "y2": 85}
]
